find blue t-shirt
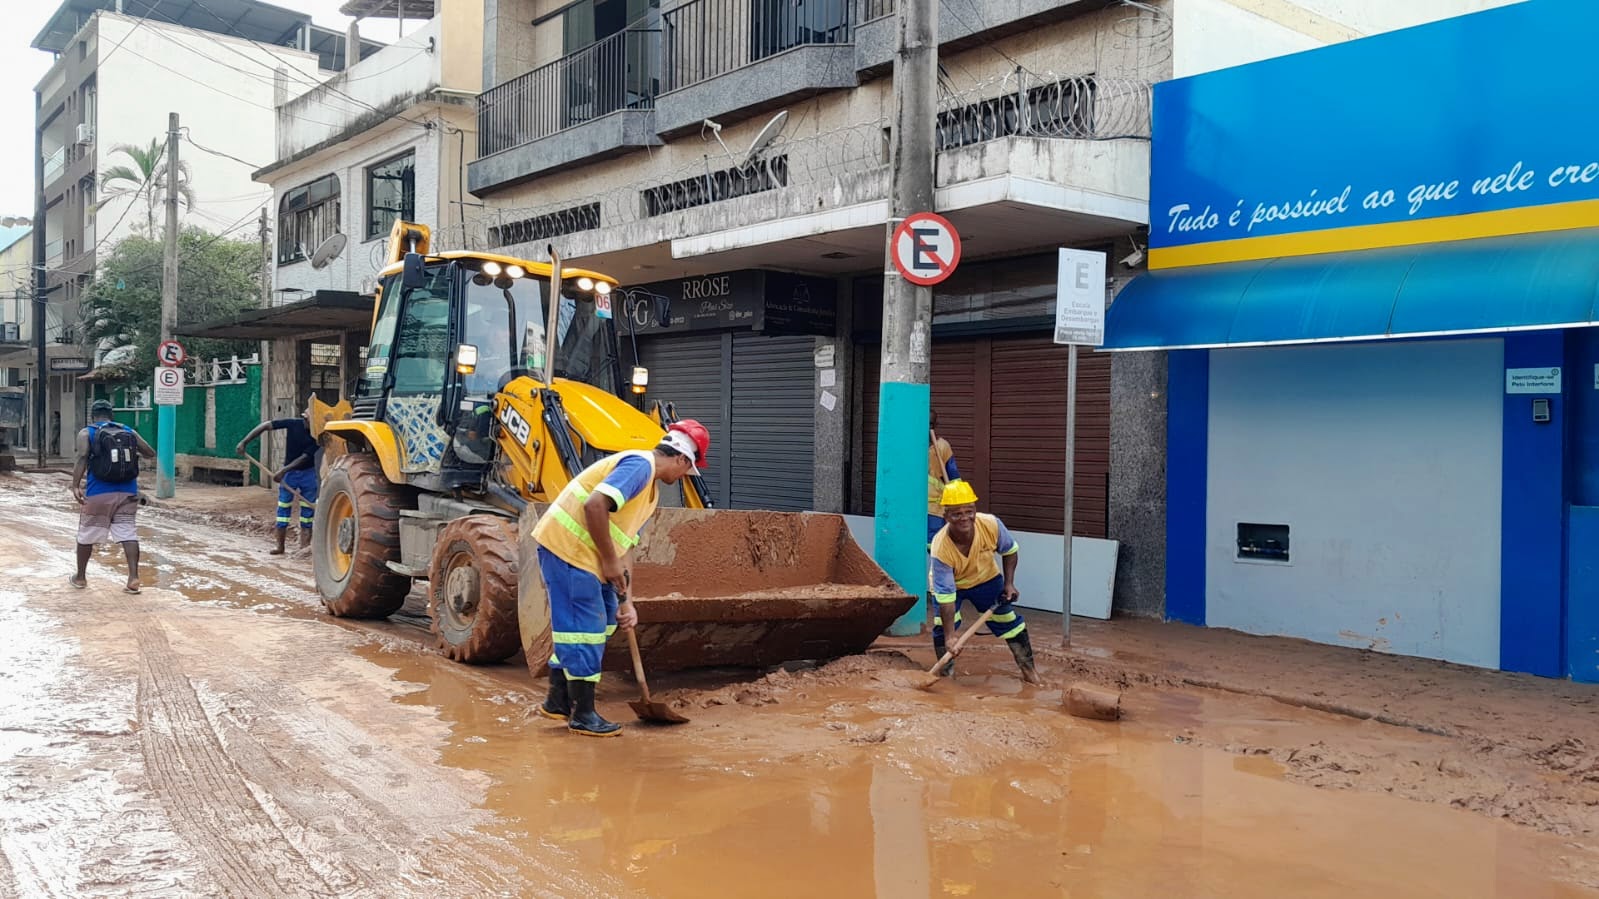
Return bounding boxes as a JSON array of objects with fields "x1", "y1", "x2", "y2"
[
  {"x1": 272, "y1": 419, "x2": 318, "y2": 471},
  {"x1": 84, "y1": 422, "x2": 138, "y2": 497},
  {"x1": 593, "y1": 454, "x2": 653, "y2": 536}
]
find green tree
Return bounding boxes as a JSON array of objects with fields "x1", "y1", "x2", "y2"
[
  {"x1": 95, "y1": 139, "x2": 195, "y2": 236},
  {"x1": 81, "y1": 227, "x2": 261, "y2": 377}
]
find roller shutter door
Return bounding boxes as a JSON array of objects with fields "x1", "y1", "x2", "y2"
[
  {"x1": 638, "y1": 334, "x2": 729, "y2": 506},
  {"x1": 730, "y1": 333, "x2": 816, "y2": 511},
  {"x1": 857, "y1": 335, "x2": 1110, "y2": 537}
]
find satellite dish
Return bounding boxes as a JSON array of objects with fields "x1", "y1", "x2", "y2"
[
  {"x1": 310, "y1": 233, "x2": 348, "y2": 270},
  {"x1": 742, "y1": 111, "x2": 788, "y2": 168}
]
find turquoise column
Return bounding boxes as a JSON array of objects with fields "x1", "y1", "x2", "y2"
[
  {"x1": 874, "y1": 380, "x2": 929, "y2": 636},
  {"x1": 156, "y1": 403, "x2": 175, "y2": 498}
]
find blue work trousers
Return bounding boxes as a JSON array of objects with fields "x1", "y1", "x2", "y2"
[
  {"x1": 931, "y1": 574, "x2": 1028, "y2": 650},
  {"x1": 538, "y1": 546, "x2": 619, "y2": 682}
]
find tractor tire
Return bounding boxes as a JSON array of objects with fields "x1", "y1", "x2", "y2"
[
  {"x1": 427, "y1": 515, "x2": 522, "y2": 664},
  {"x1": 314, "y1": 453, "x2": 413, "y2": 619}
]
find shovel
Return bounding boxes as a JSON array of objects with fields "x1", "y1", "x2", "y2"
[
  {"x1": 240, "y1": 449, "x2": 309, "y2": 506},
  {"x1": 625, "y1": 628, "x2": 689, "y2": 724},
  {"x1": 917, "y1": 606, "x2": 998, "y2": 691}
]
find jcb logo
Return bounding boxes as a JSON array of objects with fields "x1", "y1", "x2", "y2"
[{"x1": 498, "y1": 405, "x2": 532, "y2": 445}]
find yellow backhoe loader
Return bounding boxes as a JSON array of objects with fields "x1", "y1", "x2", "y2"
[{"x1": 313, "y1": 221, "x2": 911, "y2": 677}]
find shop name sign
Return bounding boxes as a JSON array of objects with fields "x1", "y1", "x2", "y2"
[
  {"x1": 629, "y1": 270, "x2": 836, "y2": 337},
  {"x1": 1148, "y1": 2, "x2": 1599, "y2": 266}
]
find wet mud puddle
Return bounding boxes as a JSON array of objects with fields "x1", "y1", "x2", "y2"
[{"x1": 362, "y1": 643, "x2": 1599, "y2": 899}]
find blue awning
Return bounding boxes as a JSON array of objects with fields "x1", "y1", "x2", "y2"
[{"x1": 1103, "y1": 228, "x2": 1599, "y2": 350}]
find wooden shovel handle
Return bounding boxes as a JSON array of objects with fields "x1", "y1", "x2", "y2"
[
  {"x1": 626, "y1": 628, "x2": 653, "y2": 703},
  {"x1": 925, "y1": 606, "x2": 999, "y2": 675},
  {"x1": 241, "y1": 449, "x2": 308, "y2": 505}
]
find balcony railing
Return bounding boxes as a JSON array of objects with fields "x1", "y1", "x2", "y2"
[
  {"x1": 41, "y1": 148, "x2": 66, "y2": 184},
  {"x1": 859, "y1": 0, "x2": 894, "y2": 21},
  {"x1": 479, "y1": 28, "x2": 660, "y2": 158},
  {"x1": 43, "y1": 238, "x2": 63, "y2": 269},
  {"x1": 935, "y1": 72, "x2": 1154, "y2": 148},
  {"x1": 664, "y1": 0, "x2": 854, "y2": 93}
]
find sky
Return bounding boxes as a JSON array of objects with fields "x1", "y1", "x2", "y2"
[{"x1": 0, "y1": 0, "x2": 378, "y2": 221}]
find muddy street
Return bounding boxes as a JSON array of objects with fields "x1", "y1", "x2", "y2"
[{"x1": 2, "y1": 471, "x2": 1598, "y2": 898}]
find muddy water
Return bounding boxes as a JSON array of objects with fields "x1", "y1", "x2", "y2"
[
  {"x1": 359, "y1": 640, "x2": 1599, "y2": 899},
  {"x1": 4, "y1": 472, "x2": 1598, "y2": 898}
]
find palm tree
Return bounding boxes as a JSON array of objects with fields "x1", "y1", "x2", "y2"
[{"x1": 95, "y1": 139, "x2": 195, "y2": 236}]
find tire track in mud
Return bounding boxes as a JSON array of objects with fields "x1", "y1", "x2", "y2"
[{"x1": 134, "y1": 620, "x2": 336, "y2": 898}]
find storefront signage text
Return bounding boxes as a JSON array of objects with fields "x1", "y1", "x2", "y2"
[
  {"x1": 628, "y1": 270, "x2": 836, "y2": 337},
  {"x1": 1506, "y1": 367, "x2": 1561, "y2": 395}
]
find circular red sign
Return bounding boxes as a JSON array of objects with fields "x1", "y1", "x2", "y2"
[
  {"x1": 891, "y1": 212, "x2": 962, "y2": 286},
  {"x1": 157, "y1": 340, "x2": 187, "y2": 367}
]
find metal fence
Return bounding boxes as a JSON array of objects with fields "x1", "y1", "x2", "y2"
[
  {"x1": 859, "y1": 0, "x2": 894, "y2": 21},
  {"x1": 936, "y1": 72, "x2": 1153, "y2": 147},
  {"x1": 479, "y1": 29, "x2": 661, "y2": 157},
  {"x1": 664, "y1": 0, "x2": 854, "y2": 92}
]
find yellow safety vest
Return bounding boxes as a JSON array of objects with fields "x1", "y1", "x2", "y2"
[
  {"x1": 930, "y1": 513, "x2": 1006, "y2": 589},
  {"x1": 532, "y1": 450, "x2": 660, "y2": 575},
  {"x1": 928, "y1": 437, "x2": 954, "y2": 516}
]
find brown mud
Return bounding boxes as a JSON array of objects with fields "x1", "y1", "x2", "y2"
[{"x1": 3, "y1": 471, "x2": 1599, "y2": 897}]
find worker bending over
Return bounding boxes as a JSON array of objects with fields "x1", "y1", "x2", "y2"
[
  {"x1": 927, "y1": 409, "x2": 959, "y2": 544},
  {"x1": 928, "y1": 480, "x2": 1042, "y2": 684},
  {"x1": 533, "y1": 420, "x2": 711, "y2": 737}
]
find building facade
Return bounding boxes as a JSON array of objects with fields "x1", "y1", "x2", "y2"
[
  {"x1": 16, "y1": 0, "x2": 380, "y2": 459},
  {"x1": 1105, "y1": 0, "x2": 1594, "y2": 679},
  {"x1": 178, "y1": 5, "x2": 482, "y2": 472}
]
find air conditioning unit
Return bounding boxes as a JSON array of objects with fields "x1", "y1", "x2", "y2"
[
  {"x1": 1, "y1": 323, "x2": 18, "y2": 342},
  {"x1": 75, "y1": 123, "x2": 94, "y2": 145}
]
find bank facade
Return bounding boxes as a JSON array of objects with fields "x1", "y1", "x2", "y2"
[{"x1": 1106, "y1": 0, "x2": 1599, "y2": 680}]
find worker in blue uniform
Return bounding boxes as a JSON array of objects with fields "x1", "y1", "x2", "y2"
[{"x1": 928, "y1": 479, "x2": 1041, "y2": 684}]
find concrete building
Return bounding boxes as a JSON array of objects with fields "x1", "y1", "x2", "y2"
[
  {"x1": 13, "y1": 0, "x2": 382, "y2": 460},
  {"x1": 1103, "y1": 1, "x2": 1594, "y2": 678},
  {"x1": 179, "y1": 2, "x2": 482, "y2": 471},
  {"x1": 456, "y1": 0, "x2": 1515, "y2": 617}
]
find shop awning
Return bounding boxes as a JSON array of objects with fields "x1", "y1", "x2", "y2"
[
  {"x1": 176, "y1": 291, "x2": 371, "y2": 340},
  {"x1": 1103, "y1": 228, "x2": 1599, "y2": 351}
]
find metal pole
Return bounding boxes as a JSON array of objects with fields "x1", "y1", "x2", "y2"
[
  {"x1": 874, "y1": 0, "x2": 938, "y2": 636},
  {"x1": 543, "y1": 245, "x2": 562, "y2": 386},
  {"x1": 156, "y1": 112, "x2": 179, "y2": 499},
  {"x1": 32, "y1": 117, "x2": 46, "y2": 467},
  {"x1": 257, "y1": 205, "x2": 271, "y2": 487},
  {"x1": 1062, "y1": 342, "x2": 1078, "y2": 645}
]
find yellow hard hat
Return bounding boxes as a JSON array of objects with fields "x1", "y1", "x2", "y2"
[{"x1": 941, "y1": 479, "x2": 979, "y2": 507}]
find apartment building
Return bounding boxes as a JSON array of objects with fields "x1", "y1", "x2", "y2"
[
  {"x1": 177, "y1": 3, "x2": 482, "y2": 470},
  {"x1": 16, "y1": 0, "x2": 382, "y2": 458},
  {"x1": 454, "y1": 0, "x2": 1521, "y2": 616}
]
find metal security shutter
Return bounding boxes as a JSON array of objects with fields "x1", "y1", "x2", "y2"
[
  {"x1": 854, "y1": 335, "x2": 1110, "y2": 537},
  {"x1": 729, "y1": 333, "x2": 815, "y2": 510},
  {"x1": 638, "y1": 334, "x2": 729, "y2": 507}
]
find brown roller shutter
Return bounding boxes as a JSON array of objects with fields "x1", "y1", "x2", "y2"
[{"x1": 855, "y1": 335, "x2": 1110, "y2": 537}]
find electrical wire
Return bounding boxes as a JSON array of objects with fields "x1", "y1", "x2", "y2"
[
  {"x1": 179, "y1": 129, "x2": 263, "y2": 171},
  {"x1": 115, "y1": 43, "x2": 349, "y2": 129}
]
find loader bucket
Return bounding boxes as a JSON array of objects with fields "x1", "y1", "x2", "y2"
[{"x1": 517, "y1": 507, "x2": 914, "y2": 674}]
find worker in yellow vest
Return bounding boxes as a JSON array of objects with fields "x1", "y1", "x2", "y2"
[
  {"x1": 533, "y1": 420, "x2": 711, "y2": 737},
  {"x1": 928, "y1": 480, "x2": 1041, "y2": 684}
]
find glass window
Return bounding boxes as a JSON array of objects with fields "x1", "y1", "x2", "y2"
[
  {"x1": 366, "y1": 151, "x2": 416, "y2": 241},
  {"x1": 278, "y1": 174, "x2": 340, "y2": 265},
  {"x1": 360, "y1": 267, "x2": 453, "y2": 398}
]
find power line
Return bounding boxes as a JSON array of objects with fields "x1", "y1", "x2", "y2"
[
  {"x1": 180, "y1": 129, "x2": 263, "y2": 170},
  {"x1": 116, "y1": 43, "x2": 348, "y2": 130}
]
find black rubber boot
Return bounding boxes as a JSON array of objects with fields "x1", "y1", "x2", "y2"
[
  {"x1": 537, "y1": 668, "x2": 571, "y2": 721},
  {"x1": 566, "y1": 680, "x2": 622, "y2": 738},
  {"x1": 931, "y1": 634, "x2": 955, "y2": 677},
  {"x1": 1007, "y1": 630, "x2": 1042, "y2": 685}
]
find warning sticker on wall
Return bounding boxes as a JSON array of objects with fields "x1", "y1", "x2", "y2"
[{"x1": 1506, "y1": 367, "x2": 1561, "y2": 394}]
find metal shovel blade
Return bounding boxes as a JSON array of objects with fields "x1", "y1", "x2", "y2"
[{"x1": 628, "y1": 697, "x2": 690, "y2": 724}]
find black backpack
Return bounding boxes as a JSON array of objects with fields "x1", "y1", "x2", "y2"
[{"x1": 89, "y1": 423, "x2": 140, "y2": 483}]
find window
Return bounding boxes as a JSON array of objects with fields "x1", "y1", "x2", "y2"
[
  {"x1": 366, "y1": 152, "x2": 416, "y2": 241},
  {"x1": 278, "y1": 174, "x2": 340, "y2": 265}
]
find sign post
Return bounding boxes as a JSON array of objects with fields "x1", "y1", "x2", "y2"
[
  {"x1": 155, "y1": 340, "x2": 186, "y2": 499},
  {"x1": 1054, "y1": 249, "x2": 1107, "y2": 646},
  {"x1": 879, "y1": 211, "x2": 961, "y2": 635}
]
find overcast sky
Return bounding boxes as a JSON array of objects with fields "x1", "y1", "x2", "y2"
[{"x1": 0, "y1": 0, "x2": 393, "y2": 222}]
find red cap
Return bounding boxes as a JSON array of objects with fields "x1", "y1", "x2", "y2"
[{"x1": 666, "y1": 418, "x2": 710, "y2": 471}]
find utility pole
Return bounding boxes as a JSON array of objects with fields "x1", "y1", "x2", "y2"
[
  {"x1": 156, "y1": 112, "x2": 179, "y2": 498},
  {"x1": 32, "y1": 113, "x2": 47, "y2": 467},
  {"x1": 256, "y1": 205, "x2": 271, "y2": 487},
  {"x1": 874, "y1": 0, "x2": 938, "y2": 635}
]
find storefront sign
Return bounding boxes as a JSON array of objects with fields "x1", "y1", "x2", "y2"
[
  {"x1": 1149, "y1": 3, "x2": 1599, "y2": 268},
  {"x1": 1506, "y1": 367, "x2": 1561, "y2": 395},
  {"x1": 49, "y1": 357, "x2": 90, "y2": 372},
  {"x1": 628, "y1": 270, "x2": 837, "y2": 337}
]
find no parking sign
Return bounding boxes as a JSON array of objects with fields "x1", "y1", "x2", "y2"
[{"x1": 891, "y1": 212, "x2": 961, "y2": 286}]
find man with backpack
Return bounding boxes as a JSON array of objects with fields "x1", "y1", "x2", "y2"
[{"x1": 70, "y1": 399, "x2": 155, "y2": 593}]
